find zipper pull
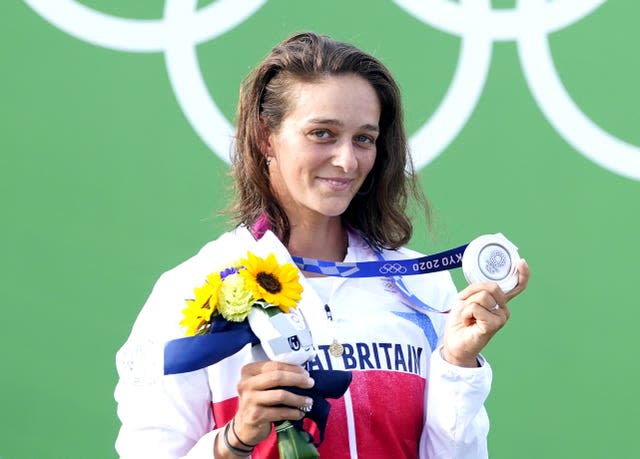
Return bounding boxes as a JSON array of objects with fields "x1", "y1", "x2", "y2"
[{"x1": 324, "y1": 304, "x2": 333, "y2": 321}]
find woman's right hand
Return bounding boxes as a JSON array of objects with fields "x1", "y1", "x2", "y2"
[{"x1": 232, "y1": 361, "x2": 316, "y2": 446}]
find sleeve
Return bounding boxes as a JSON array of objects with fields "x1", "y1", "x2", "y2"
[
  {"x1": 419, "y1": 348, "x2": 492, "y2": 459},
  {"x1": 418, "y1": 271, "x2": 492, "y2": 459},
  {"x1": 114, "y1": 270, "x2": 221, "y2": 459}
]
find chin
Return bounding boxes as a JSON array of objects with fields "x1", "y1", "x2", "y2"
[
  {"x1": 313, "y1": 205, "x2": 350, "y2": 218},
  {"x1": 320, "y1": 201, "x2": 354, "y2": 217},
  {"x1": 315, "y1": 209, "x2": 345, "y2": 218}
]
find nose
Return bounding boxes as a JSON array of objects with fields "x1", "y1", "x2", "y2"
[{"x1": 332, "y1": 140, "x2": 358, "y2": 173}]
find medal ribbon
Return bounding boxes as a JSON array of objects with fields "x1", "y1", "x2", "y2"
[
  {"x1": 292, "y1": 243, "x2": 468, "y2": 278},
  {"x1": 292, "y1": 243, "x2": 469, "y2": 315}
]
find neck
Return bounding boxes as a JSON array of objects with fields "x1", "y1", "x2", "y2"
[{"x1": 286, "y1": 216, "x2": 347, "y2": 262}]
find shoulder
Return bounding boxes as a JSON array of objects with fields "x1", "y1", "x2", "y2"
[
  {"x1": 159, "y1": 226, "x2": 254, "y2": 286},
  {"x1": 129, "y1": 227, "x2": 256, "y2": 339}
]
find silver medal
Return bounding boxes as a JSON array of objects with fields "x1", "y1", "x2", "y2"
[{"x1": 462, "y1": 233, "x2": 520, "y2": 293}]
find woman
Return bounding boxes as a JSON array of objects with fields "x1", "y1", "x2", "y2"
[{"x1": 115, "y1": 32, "x2": 530, "y2": 458}]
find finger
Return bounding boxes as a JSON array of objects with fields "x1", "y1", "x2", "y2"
[
  {"x1": 250, "y1": 389, "x2": 314, "y2": 412},
  {"x1": 505, "y1": 258, "x2": 530, "y2": 301},
  {"x1": 240, "y1": 368, "x2": 315, "y2": 393},
  {"x1": 234, "y1": 402, "x2": 307, "y2": 441},
  {"x1": 238, "y1": 389, "x2": 312, "y2": 421},
  {"x1": 459, "y1": 289, "x2": 511, "y2": 320},
  {"x1": 460, "y1": 301, "x2": 509, "y2": 331},
  {"x1": 240, "y1": 361, "x2": 314, "y2": 390},
  {"x1": 242, "y1": 404, "x2": 308, "y2": 424},
  {"x1": 234, "y1": 383, "x2": 313, "y2": 441},
  {"x1": 463, "y1": 289, "x2": 504, "y2": 313},
  {"x1": 241, "y1": 360, "x2": 310, "y2": 379},
  {"x1": 459, "y1": 282, "x2": 506, "y2": 305}
]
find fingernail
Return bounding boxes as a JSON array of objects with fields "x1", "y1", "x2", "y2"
[
  {"x1": 305, "y1": 397, "x2": 313, "y2": 407},
  {"x1": 307, "y1": 377, "x2": 315, "y2": 387}
]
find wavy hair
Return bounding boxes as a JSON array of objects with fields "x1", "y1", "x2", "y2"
[{"x1": 231, "y1": 32, "x2": 428, "y2": 250}]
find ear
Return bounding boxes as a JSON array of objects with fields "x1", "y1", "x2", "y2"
[{"x1": 258, "y1": 116, "x2": 275, "y2": 159}]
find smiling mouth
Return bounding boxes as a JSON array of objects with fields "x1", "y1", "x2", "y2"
[{"x1": 317, "y1": 177, "x2": 354, "y2": 191}]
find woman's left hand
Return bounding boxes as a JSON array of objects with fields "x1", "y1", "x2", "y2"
[{"x1": 442, "y1": 259, "x2": 530, "y2": 367}]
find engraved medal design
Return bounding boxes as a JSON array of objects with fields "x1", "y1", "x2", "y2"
[{"x1": 462, "y1": 233, "x2": 520, "y2": 293}]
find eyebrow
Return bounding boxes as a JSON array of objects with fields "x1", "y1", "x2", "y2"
[{"x1": 307, "y1": 118, "x2": 379, "y2": 132}]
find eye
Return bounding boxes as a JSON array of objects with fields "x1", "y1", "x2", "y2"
[
  {"x1": 310, "y1": 129, "x2": 331, "y2": 139},
  {"x1": 355, "y1": 134, "x2": 375, "y2": 145}
]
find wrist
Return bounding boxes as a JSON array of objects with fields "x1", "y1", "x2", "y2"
[
  {"x1": 217, "y1": 420, "x2": 254, "y2": 457},
  {"x1": 231, "y1": 417, "x2": 258, "y2": 450},
  {"x1": 441, "y1": 346, "x2": 480, "y2": 368}
]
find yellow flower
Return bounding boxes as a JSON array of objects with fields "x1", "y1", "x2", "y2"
[
  {"x1": 218, "y1": 273, "x2": 254, "y2": 322},
  {"x1": 239, "y1": 252, "x2": 303, "y2": 312},
  {"x1": 179, "y1": 300, "x2": 210, "y2": 336},
  {"x1": 179, "y1": 272, "x2": 222, "y2": 336}
]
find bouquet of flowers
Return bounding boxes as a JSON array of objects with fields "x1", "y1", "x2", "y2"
[
  {"x1": 164, "y1": 249, "x2": 351, "y2": 458},
  {"x1": 179, "y1": 251, "x2": 304, "y2": 335}
]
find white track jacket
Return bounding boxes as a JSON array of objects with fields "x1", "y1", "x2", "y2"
[{"x1": 115, "y1": 227, "x2": 492, "y2": 458}]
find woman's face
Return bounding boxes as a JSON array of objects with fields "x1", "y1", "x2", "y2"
[{"x1": 266, "y1": 74, "x2": 380, "y2": 225}]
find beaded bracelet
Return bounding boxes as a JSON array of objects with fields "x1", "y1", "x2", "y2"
[{"x1": 222, "y1": 422, "x2": 253, "y2": 457}]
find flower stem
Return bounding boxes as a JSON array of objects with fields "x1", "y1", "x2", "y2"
[{"x1": 275, "y1": 420, "x2": 319, "y2": 458}]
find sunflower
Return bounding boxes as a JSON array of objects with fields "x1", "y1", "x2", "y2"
[
  {"x1": 239, "y1": 252, "x2": 303, "y2": 312},
  {"x1": 179, "y1": 272, "x2": 222, "y2": 336}
]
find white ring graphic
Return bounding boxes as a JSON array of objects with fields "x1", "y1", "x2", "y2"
[
  {"x1": 163, "y1": 0, "x2": 235, "y2": 162},
  {"x1": 395, "y1": 0, "x2": 639, "y2": 180},
  {"x1": 23, "y1": 0, "x2": 266, "y2": 51},
  {"x1": 24, "y1": 0, "x2": 640, "y2": 180},
  {"x1": 516, "y1": 0, "x2": 640, "y2": 181},
  {"x1": 379, "y1": 263, "x2": 408, "y2": 275},
  {"x1": 24, "y1": 0, "x2": 266, "y2": 162},
  {"x1": 393, "y1": 0, "x2": 603, "y2": 39},
  {"x1": 407, "y1": 0, "x2": 493, "y2": 169}
]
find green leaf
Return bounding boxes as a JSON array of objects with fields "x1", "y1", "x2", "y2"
[{"x1": 275, "y1": 421, "x2": 319, "y2": 459}]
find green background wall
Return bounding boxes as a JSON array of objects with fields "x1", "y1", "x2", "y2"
[{"x1": 2, "y1": 1, "x2": 639, "y2": 457}]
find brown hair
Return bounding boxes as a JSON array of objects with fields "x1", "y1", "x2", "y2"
[{"x1": 231, "y1": 32, "x2": 428, "y2": 250}]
